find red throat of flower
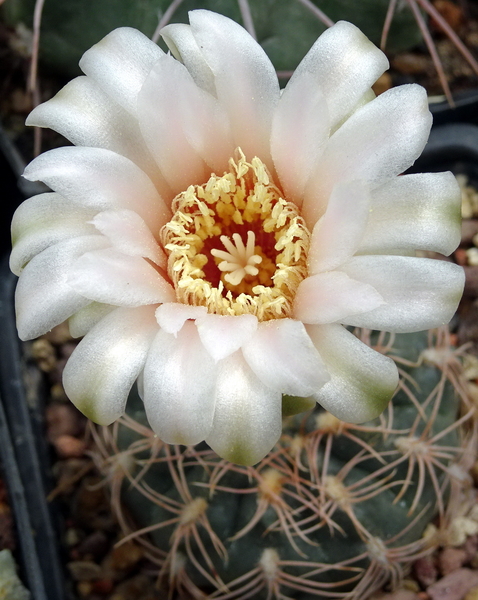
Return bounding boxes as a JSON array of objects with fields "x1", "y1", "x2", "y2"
[{"x1": 161, "y1": 149, "x2": 310, "y2": 320}]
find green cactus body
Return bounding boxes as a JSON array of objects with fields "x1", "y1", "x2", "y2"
[
  {"x1": 2, "y1": 0, "x2": 421, "y2": 78},
  {"x1": 95, "y1": 329, "x2": 476, "y2": 599}
]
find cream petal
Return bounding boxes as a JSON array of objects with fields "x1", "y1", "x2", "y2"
[
  {"x1": 290, "y1": 21, "x2": 389, "y2": 131},
  {"x1": 91, "y1": 209, "x2": 166, "y2": 268},
  {"x1": 189, "y1": 10, "x2": 280, "y2": 167},
  {"x1": 137, "y1": 54, "x2": 232, "y2": 192},
  {"x1": 307, "y1": 323, "x2": 398, "y2": 423},
  {"x1": 63, "y1": 305, "x2": 158, "y2": 424},
  {"x1": 293, "y1": 271, "x2": 384, "y2": 325},
  {"x1": 308, "y1": 180, "x2": 371, "y2": 270},
  {"x1": 271, "y1": 72, "x2": 330, "y2": 203},
  {"x1": 359, "y1": 172, "x2": 462, "y2": 256},
  {"x1": 68, "y1": 302, "x2": 116, "y2": 338},
  {"x1": 23, "y1": 147, "x2": 170, "y2": 233},
  {"x1": 196, "y1": 313, "x2": 258, "y2": 362},
  {"x1": 161, "y1": 22, "x2": 216, "y2": 95},
  {"x1": 142, "y1": 321, "x2": 217, "y2": 445},
  {"x1": 79, "y1": 27, "x2": 164, "y2": 114},
  {"x1": 340, "y1": 256, "x2": 465, "y2": 332},
  {"x1": 302, "y1": 84, "x2": 432, "y2": 225},
  {"x1": 242, "y1": 319, "x2": 330, "y2": 397},
  {"x1": 206, "y1": 352, "x2": 282, "y2": 466},
  {"x1": 10, "y1": 192, "x2": 96, "y2": 276},
  {"x1": 67, "y1": 248, "x2": 175, "y2": 306},
  {"x1": 25, "y1": 76, "x2": 170, "y2": 197},
  {"x1": 155, "y1": 303, "x2": 207, "y2": 335},
  {"x1": 15, "y1": 235, "x2": 108, "y2": 340}
]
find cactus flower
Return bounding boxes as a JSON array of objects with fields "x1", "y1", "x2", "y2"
[{"x1": 11, "y1": 11, "x2": 464, "y2": 465}]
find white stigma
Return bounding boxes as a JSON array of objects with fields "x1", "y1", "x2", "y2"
[{"x1": 211, "y1": 230, "x2": 263, "y2": 286}]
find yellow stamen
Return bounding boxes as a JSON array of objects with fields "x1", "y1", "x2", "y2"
[{"x1": 161, "y1": 149, "x2": 310, "y2": 320}]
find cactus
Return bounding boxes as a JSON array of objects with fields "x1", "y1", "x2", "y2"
[
  {"x1": 2, "y1": 0, "x2": 421, "y2": 78},
  {"x1": 91, "y1": 328, "x2": 477, "y2": 599}
]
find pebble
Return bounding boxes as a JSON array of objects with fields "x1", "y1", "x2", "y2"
[
  {"x1": 415, "y1": 555, "x2": 439, "y2": 587},
  {"x1": 439, "y1": 548, "x2": 469, "y2": 576},
  {"x1": 0, "y1": 550, "x2": 30, "y2": 600},
  {"x1": 392, "y1": 53, "x2": 431, "y2": 75},
  {"x1": 31, "y1": 338, "x2": 56, "y2": 372},
  {"x1": 53, "y1": 434, "x2": 87, "y2": 458},
  {"x1": 46, "y1": 403, "x2": 84, "y2": 441},
  {"x1": 431, "y1": 0, "x2": 464, "y2": 31},
  {"x1": 427, "y1": 568, "x2": 478, "y2": 600},
  {"x1": 67, "y1": 560, "x2": 102, "y2": 582}
]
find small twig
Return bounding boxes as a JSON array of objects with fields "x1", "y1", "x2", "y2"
[
  {"x1": 293, "y1": 0, "x2": 334, "y2": 28},
  {"x1": 406, "y1": 0, "x2": 454, "y2": 106},
  {"x1": 152, "y1": 0, "x2": 185, "y2": 43},
  {"x1": 237, "y1": 0, "x2": 257, "y2": 40},
  {"x1": 381, "y1": 0, "x2": 399, "y2": 49}
]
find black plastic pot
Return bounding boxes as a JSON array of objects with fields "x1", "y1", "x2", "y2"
[{"x1": 0, "y1": 126, "x2": 66, "y2": 600}]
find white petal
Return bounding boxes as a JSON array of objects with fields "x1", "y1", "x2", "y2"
[
  {"x1": 206, "y1": 352, "x2": 282, "y2": 466},
  {"x1": 302, "y1": 85, "x2": 432, "y2": 226},
  {"x1": 242, "y1": 319, "x2": 330, "y2": 397},
  {"x1": 79, "y1": 27, "x2": 164, "y2": 114},
  {"x1": 189, "y1": 10, "x2": 280, "y2": 167},
  {"x1": 307, "y1": 324, "x2": 398, "y2": 423},
  {"x1": 196, "y1": 313, "x2": 258, "y2": 362},
  {"x1": 67, "y1": 248, "x2": 175, "y2": 306},
  {"x1": 143, "y1": 321, "x2": 217, "y2": 445},
  {"x1": 293, "y1": 271, "x2": 384, "y2": 325},
  {"x1": 25, "y1": 76, "x2": 170, "y2": 197},
  {"x1": 271, "y1": 72, "x2": 329, "y2": 203},
  {"x1": 359, "y1": 172, "x2": 462, "y2": 256},
  {"x1": 91, "y1": 209, "x2": 166, "y2": 268},
  {"x1": 68, "y1": 302, "x2": 116, "y2": 338},
  {"x1": 63, "y1": 305, "x2": 158, "y2": 424},
  {"x1": 291, "y1": 21, "x2": 389, "y2": 130},
  {"x1": 15, "y1": 235, "x2": 108, "y2": 340},
  {"x1": 137, "y1": 54, "x2": 232, "y2": 193},
  {"x1": 10, "y1": 192, "x2": 96, "y2": 275},
  {"x1": 23, "y1": 147, "x2": 170, "y2": 232},
  {"x1": 308, "y1": 180, "x2": 371, "y2": 270},
  {"x1": 155, "y1": 303, "x2": 207, "y2": 335},
  {"x1": 340, "y1": 256, "x2": 465, "y2": 332},
  {"x1": 161, "y1": 22, "x2": 216, "y2": 95}
]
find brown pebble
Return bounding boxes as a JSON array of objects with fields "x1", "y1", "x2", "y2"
[
  {"x1": 415, "y1": 555, "x2": 438, "y2": 588},
  {"x1": 46, "y1": 403, "x2": 84, "y2": 441},
  {"x1": 76, "y1": 531, "x2": 110, "y2": 562},
  {"x1": 461, "y1": 220, "x2": 478, "y2": 245},
  {"x1": 67, "y1": 560, "x2": 102, "y2": 581},
  {"x1": 372, "y1": 72, "x2": 392, "y2": 95},
  {"x1": 427, "y1": 568, "x2": 478, "y2": 600},
  {"x1": 463, "y1": 266, "x2": 478, "y2": 297},
  {"x1": 109, "y1": 540, "x2": 144, "y2": 572},
  {"x1": 439, "y1": 547, "x2": 469, "y2": 576},
  {"x1": 53, "y1": 434, "x2": 86, "y2": 458},
  {"x1": 91, "y1": 579, "x2": 114, "y2": 595},
  {"x1": 44, "y1": 322, "x2": 73, "y2": 345},
  {"x1": 431, "y1": 0, "x2": 463, "y2": 31},
  {"x1": 463, "y1": 536, "x2": 478, "y2": 564},
  {"x1": 455, "y1": 248, "x2": 469, "y2": 266},
  {"x1": 392, "y1": 53, "x2": 431, "y2": 75}
]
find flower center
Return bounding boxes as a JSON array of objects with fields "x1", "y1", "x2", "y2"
[{"x1": 161, "y1": 149, "x2": 310, "y2": 320}]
